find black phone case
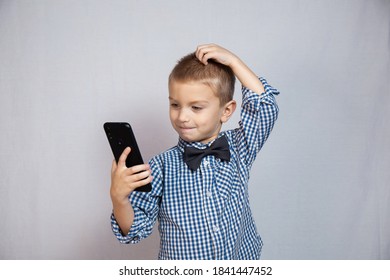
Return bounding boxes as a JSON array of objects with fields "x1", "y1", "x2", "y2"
[{"x1": 104, "y1": 122, "x2": 152, "y2": 192}]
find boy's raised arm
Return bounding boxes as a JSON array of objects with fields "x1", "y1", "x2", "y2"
[{"x1": 195, "y1": 44, "x2": 265, "y2": 94}]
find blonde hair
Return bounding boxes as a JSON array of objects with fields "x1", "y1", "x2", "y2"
[{"x1": 168, "y1": 52, "x2": 235, "y2": 105}]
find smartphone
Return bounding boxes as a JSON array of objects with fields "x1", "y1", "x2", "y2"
[{"x1": 103, "y1": 122, "x2": 151, "y2": 192}]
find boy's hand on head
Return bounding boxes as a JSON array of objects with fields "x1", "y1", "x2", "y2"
[
  {"x1": 196, "y1": 43, "x2": 239, "y2": 67},
  {"x1": 196, "y1": 43, "x2": 265, "y2": 94},
  {"x1": 110, "y1": 147, "x2": 152, "y2": 205}
]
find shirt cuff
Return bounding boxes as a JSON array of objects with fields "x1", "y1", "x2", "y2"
[
  {"x1": 242, "y1": 77, "x2": 280, "y2": 109},
  {"x1": 110, "y1": 211, "x2": 146, "y2": 244}
]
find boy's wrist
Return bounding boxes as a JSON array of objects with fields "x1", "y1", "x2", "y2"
[
  {"x1": 228, "y1": 59, "x2": 263, "y2": 93},
  {"x1": 228, "y1": 56, "x2": 243, "y2": 72},
  {"x1": 111, "y1": 194, "x2": 131, "y2": 208}
]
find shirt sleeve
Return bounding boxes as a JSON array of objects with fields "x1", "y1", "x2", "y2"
[
  {"x1": 235, "y1": 77, "x2": 280, "y2": 167},
  {"x1": 110, "y1": 157, "x2": 163, "y2": 244}
]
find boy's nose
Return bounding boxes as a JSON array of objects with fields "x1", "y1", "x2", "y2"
[{"x1": 178, "y1": 109, "x2": 189, "y2": 122}]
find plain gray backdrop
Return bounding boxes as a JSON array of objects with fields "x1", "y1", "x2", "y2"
[{"x1": 0, "y1": 0, "x2": 389, "y2": 259}]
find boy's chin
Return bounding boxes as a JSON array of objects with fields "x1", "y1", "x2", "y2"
[
  {"x1": 180, "y1": 136, "x2": 198, "y2": 143},
  {"x1": 180, "y1": 135, "x2": 217, "y2": 144}
]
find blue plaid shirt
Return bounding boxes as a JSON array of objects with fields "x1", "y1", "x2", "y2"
[{"x1": 111, "y1": 77, "x2": 279, "y2": 259}]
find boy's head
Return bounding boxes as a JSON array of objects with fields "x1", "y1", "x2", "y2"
[
  {"x1": 169, "y1": 52, "x2": 235, "y2": 105},
  {"x1": 168, "y1": 52, "x2": 237, "y2": 144}
]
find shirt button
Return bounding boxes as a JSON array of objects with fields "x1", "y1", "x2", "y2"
[
  {"x1": 213, "y1": 226, "x2": 219, "y2": 232},
  {"x1": 204, "y1": 160, "x2": 209, "y2": 166},
  {"x1": 206, "y1": 191, "x2": 212, "y2": 198}
]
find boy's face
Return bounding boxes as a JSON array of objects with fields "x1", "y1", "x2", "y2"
[{"x1": 169, "y1": 80, "x2": 236, "y2": 144}]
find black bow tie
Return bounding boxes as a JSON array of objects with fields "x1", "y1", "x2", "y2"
[{"x1": 183, "y1": 135, "x2": 230, "y2": 171}]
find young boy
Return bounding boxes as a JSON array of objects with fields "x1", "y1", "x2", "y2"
[{"x1": 110, "y1": 44, "x2": 279, "y2": 259}]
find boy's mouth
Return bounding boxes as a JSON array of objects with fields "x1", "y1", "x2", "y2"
[
  {"x1": 177, "y1": 125, "x2": 197, "y2": 134},
  {"x1": 179, "y1": 126, "x2": 195, "y2": 131}
]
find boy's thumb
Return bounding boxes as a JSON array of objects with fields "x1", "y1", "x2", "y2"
[{"x1": 111, "y1": 159, "x2": 117, "y2": 174}]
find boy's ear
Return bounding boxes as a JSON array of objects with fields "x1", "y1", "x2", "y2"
[{"x1": 221, "y1": 100, "x2": 237, "y2": 123}]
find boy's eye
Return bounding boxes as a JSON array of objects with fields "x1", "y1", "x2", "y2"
[
  {"x1": 170, "y1": 103, "x2": 179, "y2": 108},
  {"x1": 192, "y1": 106, "x2": 202, "y2": 111}
]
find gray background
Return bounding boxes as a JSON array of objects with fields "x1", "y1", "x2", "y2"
[{"x1": 0, "y1": 0, "x2": 389, "y2": 260}]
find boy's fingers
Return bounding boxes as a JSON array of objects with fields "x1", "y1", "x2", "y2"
[
  {"x1": 126, "y1": 164, "x2": 150, "y2": 176},
  {"x1": 196, "y1": 44, "x2": 221, "y2": 65},
  {"x1": 133, "y1": 169, "x2": 152, "y2": 182},
  {"x1": 118, "y1": 147, "x2": 131, "y2": 168},
  {"x1": 196, "y1": 45, "x2": 210, "y2": 64},
  {"x1": 132, "y1": 175, "x2": 153, "y2": 190}
]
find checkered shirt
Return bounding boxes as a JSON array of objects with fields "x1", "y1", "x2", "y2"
[{"x1": 111, "y1": 77, "x2": 280, "y2": 259}]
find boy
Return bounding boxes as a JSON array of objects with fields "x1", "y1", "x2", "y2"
[{"x1": 110, "y1": 44, "x2": 279, "y2": 259}]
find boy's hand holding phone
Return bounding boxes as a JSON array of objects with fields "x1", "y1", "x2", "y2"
[{"x1": 110, "y1": 147, "x2": 152, "y2": 205}]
